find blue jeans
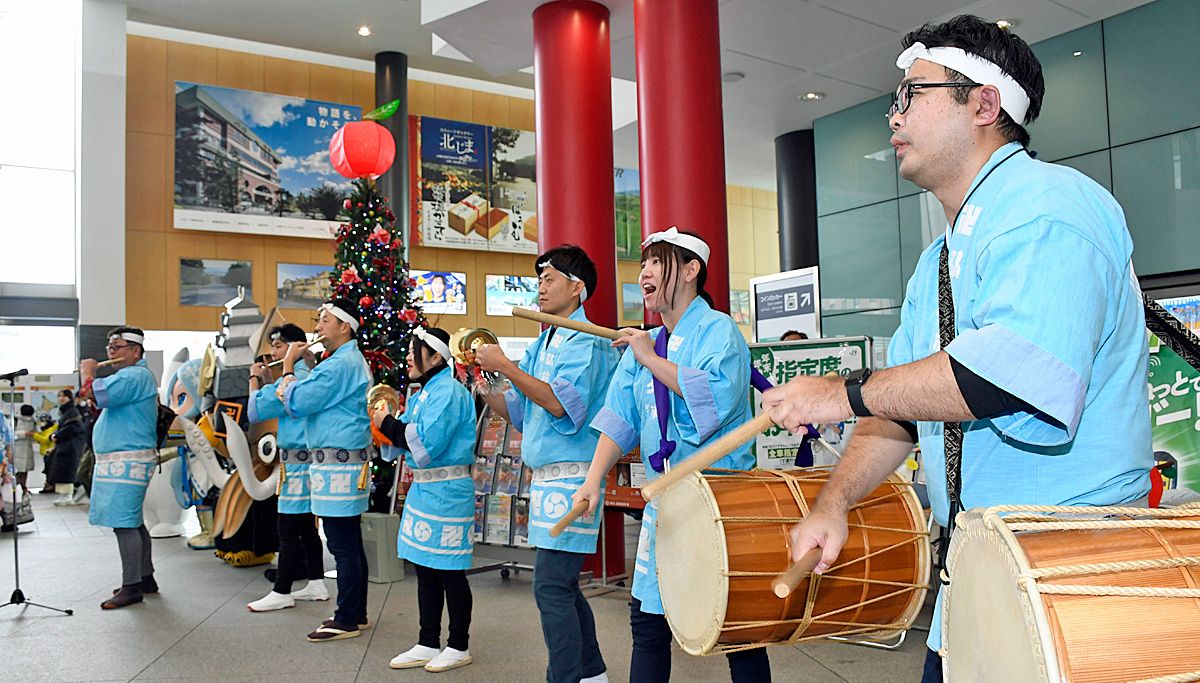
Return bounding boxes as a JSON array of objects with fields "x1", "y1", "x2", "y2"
[
  {"x1": 534, "y1": 548, "x2": 606, "y2": 683},
  {"x1": 921, "y1": 647, "x2": 942, "y2": 683},
  {"x1": 629, "y1": 598, "x2": 771, "y2": 683},
  {"x1": 322, "y1": 514, "x2": 367, "y2": 626}
]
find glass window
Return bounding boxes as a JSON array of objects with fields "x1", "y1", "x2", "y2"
[
  {"x1": 1028, "y1": 23, "x2": 1108, "y2": 162},
  {"x1": 814, "y1": 94, "x2": 897, "y2": 215},
  {"x1": 0, "y1": 166, "x2": 76, "y2": 284},
  {"x1": 1112, "y1": 128, "x2": 1200, "y2": 276},
  {"x1": 1055, "y1": 150, "x2": 1112, "y2": 193},
  {"x1": 898, "y1": 192, "x2": 943, "y2": 284},
  {"x1": 817, "y1": 201, "x2": 902, "y2": 315},
  {"x1": 1104, "y1": 0, "x2": 1200, "y2": 146},
  {"x1": 0, "y1": 1, "x2": 78, "y2": 171},
  {"x1": 820, "y1": 308, "x2": 901, "y2": 369},
  {"x1": 0, "y1": 324, "x2": 77, "y2": 375}
]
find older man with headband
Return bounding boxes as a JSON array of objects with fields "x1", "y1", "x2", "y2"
[
  {"x1": 761, "y1": 16, "x2": 1151, "y2": 682},
  {"x1": 277, "y1": 298, "x2": 374, "y2": 642},
  {"x1": 79, "y1": 326, "x2": 161, "y2": 610}
]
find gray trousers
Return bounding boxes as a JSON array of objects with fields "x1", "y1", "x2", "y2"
[{"x1": 114, "y1": 525, "x2": 154, "y2": 586}]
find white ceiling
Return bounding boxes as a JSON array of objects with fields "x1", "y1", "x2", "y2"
[{"x1": 124, "y1": 0, "x2": 1153, "y2": 190}]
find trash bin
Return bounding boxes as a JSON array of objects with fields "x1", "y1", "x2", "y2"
[{"x1": 362, "y1": 512, "x2": 405, "y2": 583}]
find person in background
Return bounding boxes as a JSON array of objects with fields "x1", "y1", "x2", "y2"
[
  {"x1": 12, "y1": 405, "x2": 37, "y2": 497},
  {"x1": 780, "y1": 330, "x2": 808, "y2": 342},
  {"x1": 49, "y1": 390, "x2": 86, "y2": 506}
]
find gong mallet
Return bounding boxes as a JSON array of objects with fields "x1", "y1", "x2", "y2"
[
  {"x1": 267, "y1": 336, "x2": 326, "y2": 367},
  {"x1": 771, "y1": 547, "x2": 826, "y2": 598},
  {"x1": 512, "y1": 308, "x2": 632, "y2": 341},
  {"x1": 640, "y1": 412, "x2": 775, "y2": 501},
  {"x1": 548, "y1": 500, "x2": 591, "y2": 538}
]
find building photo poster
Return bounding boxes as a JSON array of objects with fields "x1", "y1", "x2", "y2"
[{"x1": 173, "y1": 82, "x2": 361, "y2": 239}]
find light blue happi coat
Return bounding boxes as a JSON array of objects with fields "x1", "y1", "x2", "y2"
[
  {"x1": 90, "y1": 360, "x2": 160, "y2": 528},
  {"x1": 283, "y1": 341, "x2": 372, "y2": 518},
  {"x1": 504, "y1": 305, "x2": 618, "y2": 553},
  {"x1": 592, "y1": 297, "x2": 756, "y2": 614},
  {"x1": 249, "y1": 360, "x2": 311, "y2": 514},
  {"x1": 394, "y1": 366, "x2": 477, "y2": 570},
  {"x1": 890, "y1": 142, "x2": 1153, "y2": 651}
]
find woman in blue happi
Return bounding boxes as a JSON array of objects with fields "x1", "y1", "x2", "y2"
[
  {"x1": 373, "y1": 326, "x2": 476, "y2": 673},
  {"x1": 276, "y1": 298, "x2": 372, "y2": 642},
  {"x1": 575, "y1": 228, "x2": 770, "y2": 683},
  {"x1": 475, "y1": 245, "x2": 618, "y2": 683},
  {"x1": 79, "y1": 326, "x2": 161, "y2": 610},
  {"x1": 246, "y1": 323, "x2": 329, "y2": 612}
]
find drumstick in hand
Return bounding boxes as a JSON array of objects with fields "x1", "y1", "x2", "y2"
[
  {"x1": 640, "y1": 413, "x2": 775, "y2": 501},
  {"x1": 771, "y1": 548, "x2": 826, "y2": 598},
  {"x1": 549, "y1": 500, "x2": 590, "y2": 538},
  {"x1": 512, "y1": 308, "x2": 632, "y2": 341}
]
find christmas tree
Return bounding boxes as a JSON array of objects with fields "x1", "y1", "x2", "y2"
[{"x1": 330, "y1": 177, "x2": 427, "y2": 389}]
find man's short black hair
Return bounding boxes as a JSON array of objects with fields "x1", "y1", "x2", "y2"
[
  {"x1": 106, "y1": 326, "x2": 146, "y2": 358},
  {"x1": 269, "y1": 323, "x2": 307, "y2": 344},
  {"x1": 902, "y1": 15, "x2": 1044, "y2": 147},
  {"x1": 19, "y1": 404, "x2": 34, "y2": 417},
  {"x1": 535, "y1": 244, "x2": 598, "y2": 301}
]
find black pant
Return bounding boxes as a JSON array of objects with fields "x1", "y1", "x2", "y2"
[
  {"x1": 321, "y1": 515, "x2": 367, "y2": 626},
  {"x1": 921, "y1": 647, "x2": 942, "y2": 683},
  {"x1": 629, "y1": 598, "x2": 770, "y2": 683},
  {"x1": 114, "y1": 525, "x2": 153, "y2": 586},
  {"x1": 274, "y1": 512, "x2": 325, "y2": 594},
  {"x1": 534, "y1": 548, "x2": 606, "y2": 683},
  {"x1": 415, "y1": 563, "x2": 472, "y2": 651}
]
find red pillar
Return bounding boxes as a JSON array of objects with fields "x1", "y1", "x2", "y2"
[
  {"x1": 634, "y1": 0, "x2": 730, "y2": 312},
  {"x1": 532, "y1": 0, "x2": 617, "y2": 328}
]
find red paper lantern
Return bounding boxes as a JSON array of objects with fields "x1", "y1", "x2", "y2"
[{"x1": 329, "y1": 121, "x2": 396, "y2": 179}]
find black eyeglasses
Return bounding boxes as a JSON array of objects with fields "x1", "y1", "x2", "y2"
[{"x1": 886, "y1": 81, "x2": 981, "y2": 118}]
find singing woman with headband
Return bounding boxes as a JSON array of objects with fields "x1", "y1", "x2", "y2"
[
  {"x1": 572, "y1": 227, "x2": 771, "y2": 682},
  {"x1": 276, "y1": 298, "x2": 373, "y2": 643},
  {"x1": 373, "y1": 326, "x2": 477, "y2": 673}
]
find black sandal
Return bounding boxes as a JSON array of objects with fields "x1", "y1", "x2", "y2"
[{"x1": 102, "y1": 586, "x2": 144, "y2": 610}]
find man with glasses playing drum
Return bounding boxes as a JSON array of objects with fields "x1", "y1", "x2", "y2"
[{"x1": 762, "y1": 15, "x2": 1151, "y2": 683}]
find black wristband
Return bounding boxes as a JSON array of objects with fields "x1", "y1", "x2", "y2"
[
  {"x1": 844, "y1": 369, "x2": 873, "y2": 418},
  {"x1": 282, "y1": 371, "x2": 295, "y2": 378}
]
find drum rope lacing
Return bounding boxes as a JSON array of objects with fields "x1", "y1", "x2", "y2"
[
  {"x1": 977, "y1": 504, "x2": 1200, "y2": 600},
  {"x1": 708, "y1": 472, "x2": 929, "y2": 654}
]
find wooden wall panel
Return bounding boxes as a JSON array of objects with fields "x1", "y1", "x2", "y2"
[
  {"x1": 126, "y1": 131, "x2": 167, "y2": 232},
  {"x1": 434, "y1": 84, "x2": 473, "y2": 121},
  {"x1": 308, "y1": 64, "x2": 354, "y2": 104},
  {"x1": 409, "y1": 80, "x2": 436, "y2": 117},
  {"x1": 127, "y1": 36, "x2": 168, "y2": 135},
  {"x1": 166, "y1": 42, "x2": 217, "y2": 85},
  {"x1": 263, "y1": 56, "x2": 309, "y2": 98},
  {"x1": 126, "y1": 230, "x2": 168, "y2": 330},
  {"x1": 215, "y1": 50, "x2": 264, "y2": 91}
]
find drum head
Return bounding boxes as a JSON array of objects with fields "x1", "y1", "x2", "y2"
[
  {"x1": 943, "y1": 510, "x2": 1053, "y2": 683},
  {"x1": 656, "y1": 473, "x2": 727, "y2": 655}
]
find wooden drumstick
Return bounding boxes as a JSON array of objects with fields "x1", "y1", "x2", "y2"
[
  {"x1": 512, "y1": 308, "x2": 631, "y2": 341},
  {"x1": 267, "y1": 336, "x2": 326, "y2": 367},
  {"x1": 771, "y1": 548, "x2": 825, "y2": 598},
  {"x1": 640, "y1": 412, "x2": 775, "y2": 501},
  {"x1": 549, "y1": 499, "x2": 591, "y2": 538}
]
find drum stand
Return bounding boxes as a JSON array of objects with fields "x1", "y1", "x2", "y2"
[{"x1": 1, "y1": 376, "x2": 73, "y2": 617}]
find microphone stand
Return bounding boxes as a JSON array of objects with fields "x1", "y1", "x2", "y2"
[{"x1": 2, "y1": 374, "x2": 73, "y2": 616}]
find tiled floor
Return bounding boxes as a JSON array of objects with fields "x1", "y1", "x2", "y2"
[{"x1": 0, "y1": 479, "x2": 930, "y2": 682}]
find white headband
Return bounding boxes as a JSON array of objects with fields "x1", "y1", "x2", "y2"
[
  {"x1": 414, "y1": 327, "x2": 452, "y2": 362},
  {"x1": 896, "y1": 42, "x2": 1031, "y2": 125},
  {"x1": 641, "y1": 227, "x2": 711, "y2": 265},
  {"x1": 110, "y1": 332, "x2": 144, "y2": 345},
  {"x1": 319, "y1": 302, "x2": 360, "y2": 332},
  {"x1": 537, "y1": 261, "x2": 589, "y2": 304}
]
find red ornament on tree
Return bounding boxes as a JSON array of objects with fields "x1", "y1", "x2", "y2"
[
  {"x1": 359, "y1": 295, "x2": 374, "y2": 308},
  {"x1": 329, "y1": 121, "x2": 396, "y2": 179}
]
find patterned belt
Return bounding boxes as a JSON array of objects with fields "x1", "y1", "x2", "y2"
[
  {"x1": 533, "y1": 461, "x2": 591, "y2": 482},
  {"x1": 411, "y1": 465, "x2": 472, "y2": 483},
  {"x1": 293, "y1": 448, "x2": 369, "y2": 464}
]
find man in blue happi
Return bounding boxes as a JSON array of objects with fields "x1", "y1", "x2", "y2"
[
  {"x1": 475, "y1": 245, "x2": 618, "y2": 683},
  {"x1": 247, "y1": 323, "x2": 329, "y2": 612},
  {"x1": 574, "y1": 229, "x2": 771, "y2": 683},
  {"x1": 80, "y1": 326, "x2": 161, "y2": 610},
  {"x1": 276, "y1": 298, "x2": 372, "y2": 642},
  {"x1": 763, "y1": 16, "x2": 1152, "y2": 683}
]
